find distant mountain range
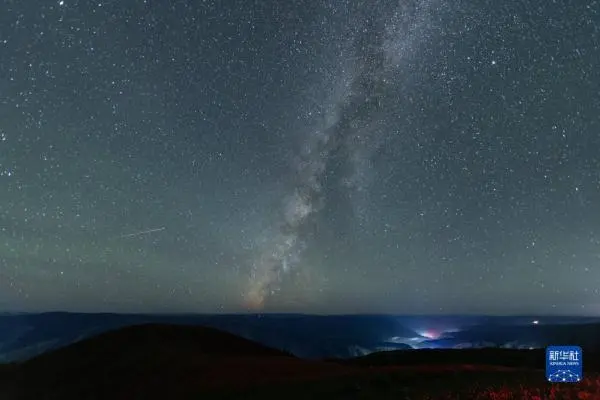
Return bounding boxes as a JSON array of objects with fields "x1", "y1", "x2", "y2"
[{"x1": 1, "y1": 312, "x2": 599, "y2": 363}]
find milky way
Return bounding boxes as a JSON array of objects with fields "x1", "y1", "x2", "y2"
[
  {"x1": 1, "y1": 0, "x2": 599, "y2": 314},
  {"x1": 244, "y1": 3, "x2": 438, "y2": 308}
]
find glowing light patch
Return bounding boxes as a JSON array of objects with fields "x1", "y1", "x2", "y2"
[{"x1": 418, "y1": 329, "x2": 440, "y2": 339}]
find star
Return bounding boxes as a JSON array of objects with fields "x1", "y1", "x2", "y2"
[{"x1": 0, "y1": 0, "x2": 598, "y2": 315}]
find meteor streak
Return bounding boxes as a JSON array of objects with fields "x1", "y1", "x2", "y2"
[{"x1": 119, "y1": 227, "x2": 165, "y2": 239}]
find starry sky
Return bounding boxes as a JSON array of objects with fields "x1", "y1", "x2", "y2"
[{"x1": 1, "y1": 0, "x2": 599, "y2": 315}]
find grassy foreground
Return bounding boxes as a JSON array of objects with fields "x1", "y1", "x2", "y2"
[
  {"x1": 2, "y1": 324, "x2": 598, "y2": 399},
  {"x1": 212, "y1": 367, "x2": 600, "y2": 400}
]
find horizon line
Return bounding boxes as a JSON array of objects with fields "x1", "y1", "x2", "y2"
[{"x1": 1, "y1": 310, "x2": 599, "y2": 319}]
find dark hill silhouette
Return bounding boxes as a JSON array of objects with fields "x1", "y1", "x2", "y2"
[
  {"x1": 23, "y1": 322, "x2": 294, "y2": 365},
  {"x1": 6, "y1": 323, "x2": 355, "y2": 400},
  {"x1": 4, "y1": 313, "x2": 600, "y2": 362},
  {"x1": 2, "y1": 323, "x2": 600, "y2": 399}
]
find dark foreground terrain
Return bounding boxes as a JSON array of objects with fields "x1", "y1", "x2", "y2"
[{"x1": 1, "y1": 323, "x2": 599, "y2": 399}]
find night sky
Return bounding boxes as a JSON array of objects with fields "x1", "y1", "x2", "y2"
[{"x1": 1, "y1": 0, "x2": 599, "y2": 315}]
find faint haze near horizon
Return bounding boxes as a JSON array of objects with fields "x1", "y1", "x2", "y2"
[{"x1": 0, "y1": 0, "x2": 599, "y2": 315}]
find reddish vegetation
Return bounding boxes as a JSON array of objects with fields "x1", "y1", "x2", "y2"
[
  {"x1": 2, "y1": 324, "x2": 599, "y2": 399},
  {"x1": 390, "y1": 374, "x2": 600, "y2": 400}
]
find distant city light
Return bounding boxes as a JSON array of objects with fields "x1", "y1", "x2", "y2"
[
  {"x1": 532, "y1": 320, "x2": 539, "y2": 325},
  {"x1": 419, "y1": 329, "x2": 440, "y2": 339}
]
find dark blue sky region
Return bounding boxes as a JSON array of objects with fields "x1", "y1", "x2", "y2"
[{"x1": 0, "y1": 0, "x2": 599, "y2": 314}]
